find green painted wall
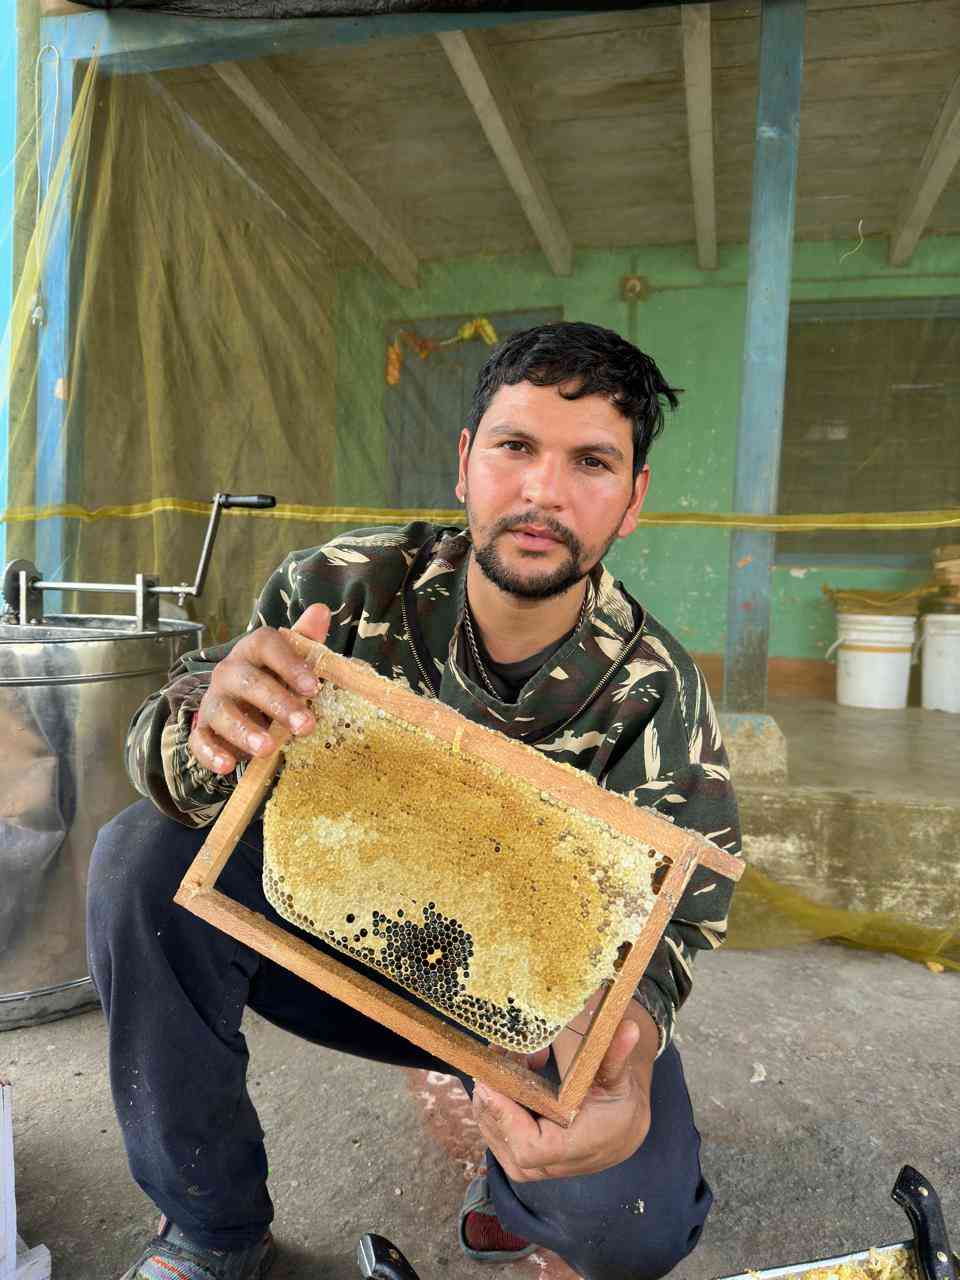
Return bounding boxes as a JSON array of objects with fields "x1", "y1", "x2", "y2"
[{"x1": 335, "y1": 235, "x2": 960, "y2": 661}]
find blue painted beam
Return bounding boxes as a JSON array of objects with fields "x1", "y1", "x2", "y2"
[
  {"x1": 722, "y1": 0, "x2": 807, "y2": 713},
  {"x1": 42, "y1": 8, "x2": 596, "y2": 76},
  {"x1": 0, "y1": 9, "x2": 16, "y2": 568},
  {"x1": 34, "y1": 48, "x2": 77, "y2": 596}
]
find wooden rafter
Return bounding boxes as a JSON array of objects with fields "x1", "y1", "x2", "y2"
[
  {"x1": 214, "y1": 60, "x2": 418, "y2": 289},
  {"x1": 681, "y1": 3, "x2": 717, "y2": 270},
  {"x1": 438, "y1": 29, "x2": 573, "y2": 277},
  {"x1": 889, "y1": 72, "x2": 960, "y2": 267}
]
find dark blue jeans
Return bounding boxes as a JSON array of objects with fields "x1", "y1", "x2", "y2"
[{"x1": 87, "y1": 800, "x2": 713, "y2": 1280}]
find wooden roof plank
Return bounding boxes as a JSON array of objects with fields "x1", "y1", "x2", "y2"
[
  {"x1": 213, "y1": 59, "x2": 419, "y2": 289},
  {"x1": 889, "y1": 73, "x2": 960, "y2": 266},
  {"x1": 438, "y1": 28, "x2": 573, "y2": 276},
  {"x1": 682, "y1": 4, "x2": 718, "y2": 269}
]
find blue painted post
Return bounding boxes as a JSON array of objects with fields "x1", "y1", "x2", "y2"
[
  {"x1": 722, "y1": 0, "x2": 807, "y2": 712},
  {"x1": 34, "y1": 47, "x2": 76, "y2": 594},
  {"x1": 0, "y1": 11, "x2": 16, "y2": 568}
]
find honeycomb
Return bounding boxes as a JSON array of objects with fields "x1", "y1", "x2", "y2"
[
  {"x1": 749, "y1": 1248, "x2": 921, "y2": 1280},
  {"x1": 262, "y1": 678, "x2": 667, "y2": 1051}
]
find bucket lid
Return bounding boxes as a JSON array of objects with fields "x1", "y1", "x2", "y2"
[{"x1": 836, "y1": 611, "x2": 916, "y2": 626}]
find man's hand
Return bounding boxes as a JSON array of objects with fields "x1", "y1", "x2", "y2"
[
  {"x1": 188, "y1": 603, "x2": 331, "y2": 775},
  {"x1": 472, "y1": 1002, "x2": 658, "y2": 1182}
]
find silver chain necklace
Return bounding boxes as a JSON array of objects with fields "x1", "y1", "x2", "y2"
[{"x1": 463, "y1": 589, "x2": 590, "y2": 699}]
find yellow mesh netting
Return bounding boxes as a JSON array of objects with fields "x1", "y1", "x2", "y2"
[
  {"x1": 2, "y1": 7, "x2": 957, "y2": 971},
  {"x1": 728, "y1": 867, "x2": 959, "y2": 972}
]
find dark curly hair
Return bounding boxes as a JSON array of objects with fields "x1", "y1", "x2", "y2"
[{"x1": 468, "y1": 321, "x2": 681, "y2": 477}]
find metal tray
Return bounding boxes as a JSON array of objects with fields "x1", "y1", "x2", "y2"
[{"x1": 719, "y1": 1241, "x2": 917, "y2": 1280}]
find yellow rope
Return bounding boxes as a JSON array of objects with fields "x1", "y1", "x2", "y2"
[{"x1": 2, "y1": 500, "x2": 960, "y2": 532}]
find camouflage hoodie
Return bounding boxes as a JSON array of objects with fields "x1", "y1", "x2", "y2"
[{"x1": 125, "y1": 523, "x2": 742, "y2": 1049}]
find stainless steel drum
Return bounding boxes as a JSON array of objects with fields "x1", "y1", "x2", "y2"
[
  {"x1": 0, "y1": 615, "x2": 202, "y2": 1027},
  {"x1": 0, "y1": 492, "x2": 275, "y2": 1028}
]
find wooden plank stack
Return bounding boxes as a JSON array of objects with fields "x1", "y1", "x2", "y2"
[{"x1": 932, "y1": 544, "x2": 960, "y2": 608}]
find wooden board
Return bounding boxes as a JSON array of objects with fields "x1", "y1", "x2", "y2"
[
  {"x1": 0, "y1": 1082, "x2": 51, "y2": 1280},
  {"x1": 1, "y1": 1084, "x2": 11, "y2": 1280},
  {"x1": 175, "y1": 639, "x2": 742, "y2": 1126}
]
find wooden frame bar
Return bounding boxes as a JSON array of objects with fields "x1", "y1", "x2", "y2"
[
  {"x1": 213, "y1": 59, "x2": 418, "y2": 289},
  {"x1": 681, "y1": 3, "x2": 717, "y2": 272},
  {"x1": 889, "y1": 72, "x2": 960, "y2": 268},
  {"x1": 438, "y1": 29, "x2": 572, "y2": 278},
  {"x1": 175, "y1": 637, "x2": 742, "y2": 1127}
]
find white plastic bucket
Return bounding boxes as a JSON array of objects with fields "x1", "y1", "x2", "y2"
[
  {"x1": 920, "y1": 614, "x2": 960, "y2": 713},
  {"x1": 826, "y1": 612, "x2": 916, "y2": 710}
]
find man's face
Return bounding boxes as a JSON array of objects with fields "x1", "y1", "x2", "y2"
[{"x1": 456, "y1": 381, "x2": 650, "y2": 601}]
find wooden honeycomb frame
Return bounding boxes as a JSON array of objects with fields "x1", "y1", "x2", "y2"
[{"x1": 174, "y1": 635, "x2": 743, "y2": 1126}]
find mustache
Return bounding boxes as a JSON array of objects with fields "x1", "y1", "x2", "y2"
[{"x1": 493, "y1": 512, "x2": 582, "y2": 557}]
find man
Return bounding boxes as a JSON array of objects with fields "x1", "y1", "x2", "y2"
[{"x1": 90, "y1": 321, "x2": 741, "y2": 1280}]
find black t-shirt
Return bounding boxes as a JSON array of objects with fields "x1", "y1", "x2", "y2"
[{"x1": 458, "y1": 615, "x2": 574, "y2": 703}]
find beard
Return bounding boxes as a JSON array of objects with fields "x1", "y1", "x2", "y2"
[{"x1": 467, "y1": 501, "x2": 623, "y2": 602}]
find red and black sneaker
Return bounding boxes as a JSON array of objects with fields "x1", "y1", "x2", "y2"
[{"x1": 458, "y1": 1174, "x2": 537, "y2": 1264}]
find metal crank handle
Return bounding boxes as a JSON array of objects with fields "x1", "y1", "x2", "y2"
[
  {"x1": 219, "y1": 494, "x2": 276, "y2": 509},
  {"x1": 162, "y1": 493, "x2": 277, "y2": 604},
  {"x1": 356, "y1": 1233, "x2": 421, "y2": 1279}
]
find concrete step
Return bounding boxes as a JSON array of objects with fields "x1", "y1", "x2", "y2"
[{"x1": 738, "y1": 783, "x2": 960, "y2": 929}]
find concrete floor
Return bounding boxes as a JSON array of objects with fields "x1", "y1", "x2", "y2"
[
  {"x1": 770, "y1": 700, "x2": 958, "y2": 806},
  {"x1": 4, "y1": 701, "x2": 957, "y2": 1277},
  {"x1": 5, "y1": 944, "x2": 958, "y2": 1280}
]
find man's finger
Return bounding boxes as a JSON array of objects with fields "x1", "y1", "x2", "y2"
[
  {"x1": 291, "y1": 603, "x2": 331, "y2": 644},
  {"x1": 591, "y1": 1018, "x2": 641, "y2": 1094},
  {"x1": 189, "y1": 724, "x2": 240, "y2": 775},
  {"x1": 473, "y1": 1086, "x2": 536, "y2": 1182},
  {"x1": 473, "y1": 1083, "x2": 565, "y2": 1174},
  {"x1": 202, "y1": 692, "x2": 276, "y2": 759},
  {"x1": 214, "y1": 661, "x2": 315, "y2": 738},
  {"x1": 482, "y1": 1133, "x2": 528, "y2": 1184},
  {"x1": 241, "y1": 627, "x2": 319, "y2": 699},
  {"x1": 473, "y1": 1084, "x2": 542, "y2": 1146}
]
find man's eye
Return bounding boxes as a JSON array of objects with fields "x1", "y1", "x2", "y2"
[
  {"x1": 500, "y1": 440, "x2": 528, "y2": 453},
  {"x1": 581, "y1": 456, "x2": 608, "y2": 470}
]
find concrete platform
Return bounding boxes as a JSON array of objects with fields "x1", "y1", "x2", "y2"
[
  {"x1": 738, "y1": 701, "x2": 960, "y2": 929},
  {"x1": 770, "y1": 701, "x2": 958, "y2": 805},
  {"x1": 4, "y1": 944, "x2": 957, "y2": 1280}
]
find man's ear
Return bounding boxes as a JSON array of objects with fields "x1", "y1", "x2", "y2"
[
  {"x1": 617, "y1": 465, "x2": 651, "y2": 539},
  {"x1": 455, "y1": 428, "x2": 472, "y2": 502}
]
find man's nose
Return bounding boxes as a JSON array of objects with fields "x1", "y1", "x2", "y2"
[{"x1": 520, "y1": 456, "x2": 566, "y2": 509}]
